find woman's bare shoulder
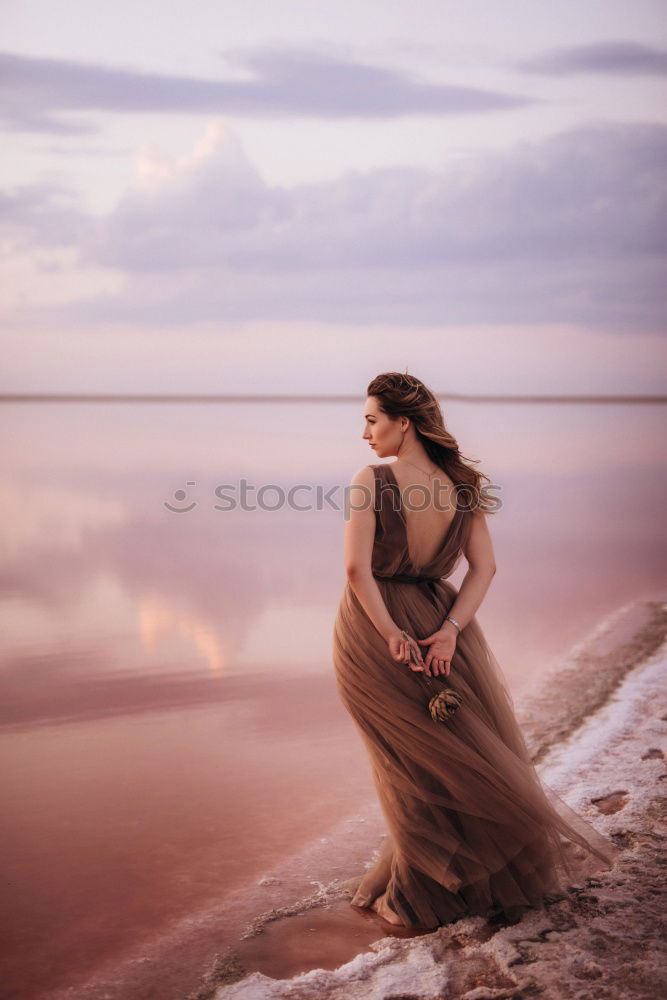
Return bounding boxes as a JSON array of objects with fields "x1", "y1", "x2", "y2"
[{"x1": 348, "y1": 464, "x2": 377, "y2": 486}]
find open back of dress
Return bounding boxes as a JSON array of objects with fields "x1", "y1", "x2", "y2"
[{"x1": 383, "y1": 462, "x2": 461, "y2": 572}]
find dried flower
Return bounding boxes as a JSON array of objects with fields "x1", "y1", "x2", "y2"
[{"x1": 428, "y1": 688, "x2": 462, "y2": 723}]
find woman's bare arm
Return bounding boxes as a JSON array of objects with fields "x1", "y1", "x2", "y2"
[
  {"x1": 441, "y1": 509, "x2": 497, "y2": 635},
  {"x1": 343, "y1": 466, "x2": 402, "y2": 642}
]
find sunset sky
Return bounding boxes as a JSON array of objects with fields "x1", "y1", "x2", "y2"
[{"x1": 2, "y1": 0, "x2": 666, "y2": 394}]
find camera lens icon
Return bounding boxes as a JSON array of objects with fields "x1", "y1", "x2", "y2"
[{"x1": 164, "y1": 481, "x2": 197, "y2": 513}]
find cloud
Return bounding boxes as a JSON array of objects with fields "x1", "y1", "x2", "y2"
[
  {"x1": 5, "y1": 120, "x2": 667, "y2": 333},
  {"x1": 0, "y1": 183, "x2": 87, "y2": 247},
  {"x1": 0, "y1": 47, "x2": 534, "y2": 134},
  {"x1": 83, "y1": 119, "x2": 667, "y2": 270},
  {"x1": 517, "y1": 41, "x2": 667, "y2": 76}
]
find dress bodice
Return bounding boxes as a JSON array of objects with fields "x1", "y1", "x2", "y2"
[{"x1": 369, "y1": 463, "x2": 471, "y2": 583}]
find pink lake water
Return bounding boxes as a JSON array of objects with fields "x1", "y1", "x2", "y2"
[{"x1": 0, "y1": 399, "x2": 665, "y2": 999}]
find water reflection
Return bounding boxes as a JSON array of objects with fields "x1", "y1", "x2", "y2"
[{"x1": 0, "y1": 399, "x2": 664, "y2": 998}]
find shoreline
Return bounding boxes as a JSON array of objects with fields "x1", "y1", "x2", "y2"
[{"x1": 201, "y1": 596, "x2": 667, "y2": 999}]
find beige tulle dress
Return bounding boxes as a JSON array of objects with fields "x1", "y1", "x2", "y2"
[{"x1": 332, "y1": 462, "x2": 618, "y2": 930}]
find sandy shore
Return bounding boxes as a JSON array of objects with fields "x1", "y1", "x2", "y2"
[{"x1": 197, "y1": 597, "x2": 667, "y2": 1000}]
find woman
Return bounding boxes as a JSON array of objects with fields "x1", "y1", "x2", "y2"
[{"x1": 332, "y1": 372, "x2": 618, "y2": 931}]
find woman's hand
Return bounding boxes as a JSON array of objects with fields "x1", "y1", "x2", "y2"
[
  {"x1": 416, "y1": 625, "x2": 457, "y2": 677},
  {"x1": 386, "y1": 629, "x2": 425, "y2": 672}
]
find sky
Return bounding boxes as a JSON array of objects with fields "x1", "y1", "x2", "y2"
[{"x1": 1, "y1": 0, "x2": 666, "y2": 394}]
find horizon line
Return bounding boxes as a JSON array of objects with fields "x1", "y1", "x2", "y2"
[{"x1": 0, "y1": 391, "x2": 665, "y2": 405}]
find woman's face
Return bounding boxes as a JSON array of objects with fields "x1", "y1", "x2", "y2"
[{"x1": 362, "y1": 396, "x2": 404, "y2": 457}]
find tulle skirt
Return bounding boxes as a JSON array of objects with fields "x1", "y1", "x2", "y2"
[{"x1": 332, "y1": 577, "x2": 619, "y2": 929}]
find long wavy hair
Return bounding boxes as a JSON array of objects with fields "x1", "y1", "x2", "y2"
[{"x1": 367, "y1": 371, "x2": 496, "y2": 514}]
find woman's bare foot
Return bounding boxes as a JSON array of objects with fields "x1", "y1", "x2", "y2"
[{"x1": 370, "y1": 890, "x2": 404, "y2": 925}]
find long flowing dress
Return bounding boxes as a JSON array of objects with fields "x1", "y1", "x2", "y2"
[{"x1": 332, "y1": 462, "x2": 618, "y2": 930}]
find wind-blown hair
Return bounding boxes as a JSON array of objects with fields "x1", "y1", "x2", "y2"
[{"x1": 367, "y1": 371, "x2": 496, "y2": 514}]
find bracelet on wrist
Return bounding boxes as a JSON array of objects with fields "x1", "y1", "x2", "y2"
[{"x1": 444, "y1": 616, "x2": 461, "y2": 633}]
